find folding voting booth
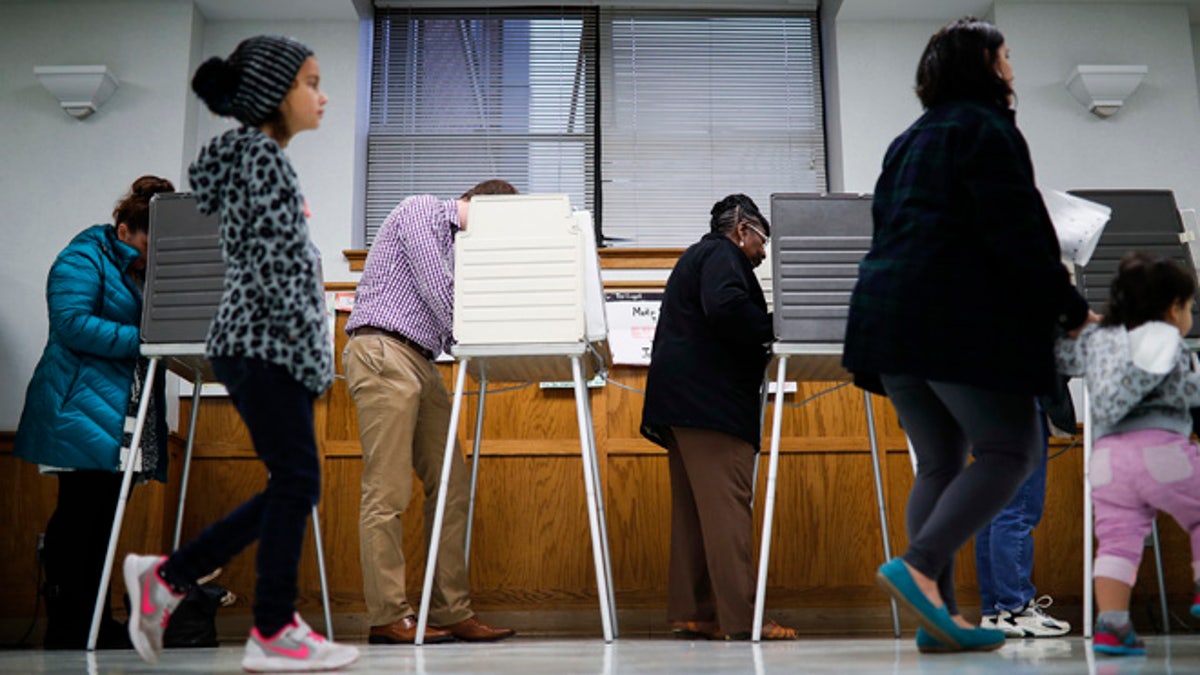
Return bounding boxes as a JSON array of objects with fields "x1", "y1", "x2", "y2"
[
  {"x1": 88, "y1": 193, "x2": 335, "y2": 649},
  {"x1": 415, "y1": 194, "x2": 616, "y2": 644},
  {"x1": 1070, "y1": 189, "x2": 1198, "y2": 638},
  {"x1": 755, "y1": 193, "x2": 901, "y2": 640}
]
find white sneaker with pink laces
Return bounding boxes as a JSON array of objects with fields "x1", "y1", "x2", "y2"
[
  {"x1": 242, "y1": 613, "x2": 359, "y2": 672},
  {"x1": 123, "y1": 553, "x2": 185, "y2": 665}
]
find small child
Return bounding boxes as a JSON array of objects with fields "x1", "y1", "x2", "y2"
[
  {"x1": 122, "y1": 35, "x2": 357, "y2": 671},
  {"x1": 1056, "y1": 251, "x2": 1200, "y2": 656}
]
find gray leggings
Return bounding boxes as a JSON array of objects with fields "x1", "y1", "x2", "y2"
[{"x1": 881, "y1": 374, "x2": 1042, "y2": 615}]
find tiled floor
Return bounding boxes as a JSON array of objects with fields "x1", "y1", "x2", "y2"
[{"x1": 2, "y1": 636, "x2": 1199, "y2": 674}]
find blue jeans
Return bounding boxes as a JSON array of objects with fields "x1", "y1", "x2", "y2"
[
  {"x1": 166, "y1": 357, "x2": 320, "y2": 636},
  {"x1": 975, "y1": 414, "x2": 1049, "y2": 614}
]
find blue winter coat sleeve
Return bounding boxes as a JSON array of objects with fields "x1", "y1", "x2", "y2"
[{"x1": 47, "y1": 245, "x2": 140, "y2": 359}]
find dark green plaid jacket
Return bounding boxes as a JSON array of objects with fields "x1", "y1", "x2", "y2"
[{"x1": 842, "y1": 100, "x2": 1088, "y2": 396}]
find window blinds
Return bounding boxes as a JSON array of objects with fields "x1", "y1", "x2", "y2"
[
  {"x1": 367, "y1": 8, "x2": 596, "y2": 244},
  {"x1": 366, "y1": 7, "x2": 824, "y2": 248},
  {"x1": 599, "y1": 10, "x2": 825, "y2": 247}
]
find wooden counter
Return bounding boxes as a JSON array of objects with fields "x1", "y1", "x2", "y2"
[{"x1": 3, "y1": 274, "x2": 1197, "y2": 638}]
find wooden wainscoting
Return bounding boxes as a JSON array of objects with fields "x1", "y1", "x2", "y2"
[{"x1": 4, "y1": 314, "x2": 1199, "y2": 641}]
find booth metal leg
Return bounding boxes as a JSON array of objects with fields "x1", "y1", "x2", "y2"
[
  {"x1": 579, "y1": 364, "x2": 617, "y2": 637},
  {"x1": 753, "y1": 356, "x2": 788, "y2": 642},
  {"x1": 88, "y1": 357, "x2": 160, "y2": 651},
  {"x1": 572, "y1": 355, "x2": 615, "y2": 642},
  {"x1": 864, "y1": 392, "x2": 901, "y2": 638},
  {"x1": 173, "y1": 375, "x2": 203, "y2": 551},
  {"x1": 416, "y1": 358, "x2": 471, "y2": 646},
  {"x1": 1083, "y1": 385, "x2": 1094, "y2": 639},
  {"x1": 311, "y1": 504, "x2": 334, "y2": 639},
  {"x1": 465, "y1": 365, "x2": 487, "y2": 572},
  {"x1": 1151, "y1": 520, "x2": 1169, "y2": 634}
]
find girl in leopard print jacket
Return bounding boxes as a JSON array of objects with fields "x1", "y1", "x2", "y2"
[{"x1": 122, "y1": 36, "x2": 358, "y2": 672}]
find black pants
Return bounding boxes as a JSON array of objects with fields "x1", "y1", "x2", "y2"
[
  {"x1": 42, "y1": 470, "x2": 130, "y2": 648},
  {"x1": 164, "y1": 357, "x2": 320, "y2": 637},
  {"x1": 881, "y1": 375, "x2": 1042, "y2": 615}
]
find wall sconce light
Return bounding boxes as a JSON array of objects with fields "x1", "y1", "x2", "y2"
[
  {"x1": 33, "y1": 65, "x2": 120, "y2": 119},
  {"x1": 1065, "y1": 64, "x2": 1148, "y2": 118}
]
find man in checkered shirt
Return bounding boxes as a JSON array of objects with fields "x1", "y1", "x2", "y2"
[{"x1": 344, "y1": 179, "x2": 518, "y2": 645}]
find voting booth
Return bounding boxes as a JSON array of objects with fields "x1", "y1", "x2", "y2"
[
  {"x1": 1072, "y1": 189, "x2": 1200, "y2": 337},
  {"x1": 755, "y1": 193, "x2": 900, "y2": 640},
  {"x1": 416, "y1": 194, "x2": 617, "y2": 643},
  {"x1": 1069, "y1": 189, "x2": 1199, "y2": 638},
  {"x1": 88, "y1": 193, "x2": 335, "y2": 649}
]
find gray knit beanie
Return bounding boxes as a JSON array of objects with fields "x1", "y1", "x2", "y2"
[{"x1": 191, "y1": 35, "x2": 313, "y2": 126}]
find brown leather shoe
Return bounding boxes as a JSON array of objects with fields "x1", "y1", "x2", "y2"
[
  {"x1": 368, "y1": 615, "x2": 454, "y2": 644},
  {"x1": 435, "y1": 616, "x2": 516, "y2": 642}
]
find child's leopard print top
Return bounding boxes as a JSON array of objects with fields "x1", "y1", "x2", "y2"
[{"x1": 189, "y1": 126, "x2": 332, "y2": 396}]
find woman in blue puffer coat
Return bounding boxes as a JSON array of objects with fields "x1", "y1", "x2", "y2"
[{"x1": 15, "y1": 175, "x2": 173, "y2": 649}]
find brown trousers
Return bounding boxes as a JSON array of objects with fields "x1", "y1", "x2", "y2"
[
  {"x1": 343, "y1": 334, "x2": 473, "y2": 627},
  {"x1": 666, "y1": 426, "x2": 757, "y2": 635}
]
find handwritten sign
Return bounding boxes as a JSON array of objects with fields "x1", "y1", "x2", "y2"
[{"x1": 604, "y1": 292, "x2": 663, "y2": 366}]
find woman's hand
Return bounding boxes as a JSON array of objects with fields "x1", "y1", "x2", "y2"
[{"x1": 1067, "y1": 310, "x2": 1102, "y2": 339}]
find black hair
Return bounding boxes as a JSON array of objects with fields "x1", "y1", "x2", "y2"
[
  {"x1": 1102, "y1": 251, "x2": 1197, "y2": 330},
  {"x1": 709, "y1": 194, "x2": 770, "y2": 237},
  {"x1": 915, "y1": 17, "x2": 1012, "y2": 109}
]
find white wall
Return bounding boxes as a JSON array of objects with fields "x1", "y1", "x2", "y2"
[
  {"x1": 1194, "y1": 21, "x2": 1200, "y2": 105},
  {"x1": 995, "y1": 2, "x2": 1200, "y2": 214},
  {"x1": 832, "y1": 2, "x2": 1200, "y2": 216},
  {"x1": 0, "y1": 0, "x2": 199, "y2": 429},
  {"x1": 0, "y1": 1, "x2": 362, "y2": 429},
  {"x1": 192, "y1": 20, "x2": 362, "y2": 285},
  {"x1": 832, "y1": 19, "x2": 938, "y2": 192}
]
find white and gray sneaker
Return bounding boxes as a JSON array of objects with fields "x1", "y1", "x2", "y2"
[
  {"x1": 124, "y1": 554, "x2": 185, "y2": 665},
  {"x1": 242, "y1": 613, "x2": 359, "y2": 672},
  {"x1": 999, "y1": 596, "x2": 1071, "y2": 637},
  {"x1": 983, "y1": 613, "x2": 1024, "y2": 637}
]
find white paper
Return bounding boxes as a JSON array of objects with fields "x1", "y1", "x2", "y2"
[
  {"x1": 1043, "y1": 189, "x2": 1112, "y2": 266},
  {"x1": 604, "y1": 292, "x2": 662, "y2": 366}
]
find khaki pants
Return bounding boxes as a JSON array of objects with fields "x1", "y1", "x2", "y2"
[
  {"x1": 343, "y1": 334, "x2": 472, "y2": 626},
  {"x1": 666, "y1": 426, "x2": 757, "y2": 635}
]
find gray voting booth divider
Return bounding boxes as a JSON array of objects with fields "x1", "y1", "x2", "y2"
[
  {"x1": 758, "y1": 193, "x2": 900, "y2": 640},
  {"x1": 87, "y1": 193, "x2": 335, "y2": 650},
  {"x1": 1070, "y1": 189, "x2": 1195, "y2": 639}
]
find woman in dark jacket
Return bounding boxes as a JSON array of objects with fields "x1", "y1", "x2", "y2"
[
  {"x1": 641, "y1": 194, "x2": 795, "y2": 640},
  {"x1": 15, "y1": 175, "x2": 173, "y2": 648},
  {"x1": 842, "y1": 18, "x2": 1094, "y2": 652}
]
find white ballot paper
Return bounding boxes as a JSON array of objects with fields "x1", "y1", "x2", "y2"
[{"x1": 1043, "y1": 189, "x2": 1112, "y2": 266}]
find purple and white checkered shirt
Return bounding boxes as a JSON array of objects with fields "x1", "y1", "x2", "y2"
[{"x1": 346, "y1": 195, "x2": 460, "y2": 354}]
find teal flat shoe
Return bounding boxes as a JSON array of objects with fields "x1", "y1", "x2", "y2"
[
  {"x1": 916, "y1": 627, "x2": 953, "y2": 654},
  {"x1": 916, "y1": 626, "x2": 1006, "y2": 653},
  {"x1": 877, "y1": 559, "x2": 1006, "y2": 652},
  {"x1": 877, "y1": 559, "x2": 959, "y2": 649}
]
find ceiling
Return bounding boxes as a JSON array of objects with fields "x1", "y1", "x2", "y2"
[
  {"x1": 193, "y1": 0, "x2": 364, "y2": 21},
  {"x1": 189, "y1": 0, "x2": 1200, "y2": 23}
]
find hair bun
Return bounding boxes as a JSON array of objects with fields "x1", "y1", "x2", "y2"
[
  {"x1": 130, "y1": 175, "x2": 173, "y2": 198},
  {"x1": 711, "y1": 195, "x2": 739, "y2": 217},
  {"x1": 191, "y1": 56, "x2": 241, "y2": 115}
]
